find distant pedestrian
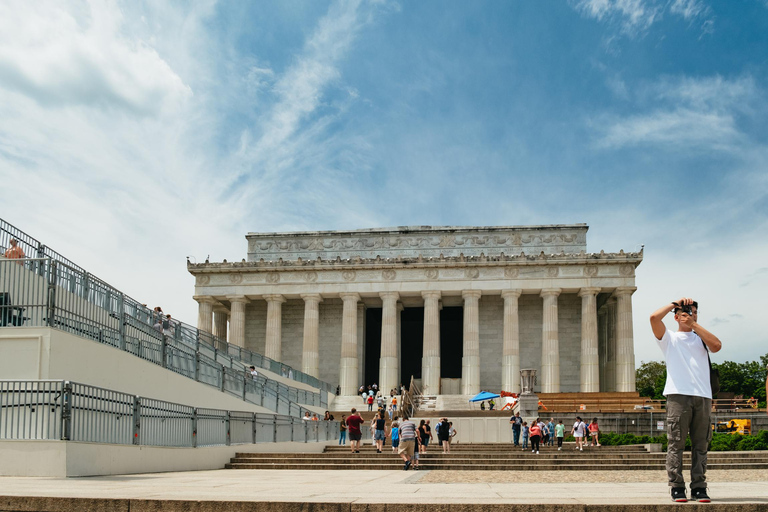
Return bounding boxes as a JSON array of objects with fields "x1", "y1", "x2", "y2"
[
  {"x1": 419, "y1": 419, "x2": 433, "y2": 454},
  {"x1": 390, "y1": 421, "x2": 400, "y2": 453},
  {"x1": 392, "y1": 395, "x2": 398, "y2": 413},
  {"x1": 572, "y1": 416, "x2": 587, "y2": 451},
  {"x1": 547, "y1": 418, "x2": 556, "y2": 446},
  {"x1": 3, "y1": 238, "x2": 24, "y2": 262},
  {"x1": 323, "y1": 411, "x2": 334, "y2": 421},
  {"x1": 398, "y1": 415, "x2": 418, "y2": 470},
  {"x1": 589, "y1": 417, "x2": 601, "y2": 447},
  {"x1": 367, "y1": 394, "x2": 374, "y2": 411},
  {"x1": 374, "y1": 411, "x2": 387, "y2": 453},
  {"x1": 412, "y1": 435, "x2": 422, "y2": 470},
  {"x1": 438, "y1": 417, "x2": 451, "y2": 453},
  {"x1": 339, "y1": 415, "x2": 347, "y2": 445},
  {"x1": 522, "y1": 422, "x2": 529, "y2": 450},
  {"x1": 555, "y1": 420, "x2": 565, "y2": 450},
  {"x1": 510, "y1": 412, "x2": 522, "y2": 447},
  {"x1": 346, "y1": 408, "x2": 364, "y2": 454},
  {"x1": 448, "y1": 422, "x2": 456, "y2": 445},
  {"x1": 530, "y1": 418, "x2": 542, "y2": 454}
]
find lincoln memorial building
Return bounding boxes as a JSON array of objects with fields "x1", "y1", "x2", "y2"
[{"x1": 187, "y1": 224, "x2": 642, "y2": 397}]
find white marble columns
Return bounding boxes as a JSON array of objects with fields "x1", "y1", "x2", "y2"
[
  {"x1": 212, "y1": 307, "x2": 229, "y2": 342},
  {"x1": 540, "y1": 288, "x2": 561, "y2": 393},
  {"x1": 461, "y1": 290, "x2": 482, "y2": 396},
  {"x1": 379, "y1": 292, "x2": 400, "y2": 396},
  {"x1": 339, "y1": 293, "x2": 361, "y2": 396},
  {"x1": 501, "y1": 289, "x2": 522, "y2": 394},
  {"x1": 421, "y1": 291, "x2": 442, "y2": 395},
  {"x1": 301, "y1": 294, "x2": 322, "y2": 378},
  {"x1": 195, "y1": 296, "x2": 214, "y2": 334},
  {"x1": 605, "y1": 297, "x2": 617, "y2": 392},
  {"x1": 227, "y1": 296, "x2": 248, "y2": 348},
  {"x1": 578, "y1": 287, "x2": 601, "y2": 392},
  {"x1": 614, "y1": 287, "x2": 637, "y2": 392},
  {"x1": 263, "y1": 294, "x2": 286, "y2": 361}
]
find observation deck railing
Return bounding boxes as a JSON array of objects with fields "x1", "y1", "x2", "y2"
[
  {"x1": 0, "y1": 380, "x2": 338, "y2": 446},
  {"x1": 0, "y1": 217, "x2": 335, "y2": 395},
  {"x1": 0, "y1": 257, "x2": 326, "y2": 416}
]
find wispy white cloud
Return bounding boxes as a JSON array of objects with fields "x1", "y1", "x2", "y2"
[
  {"x1": 0, "y1": 0, "x2": 192, "y2": 115},
  {"x1": 593, "y1": 75, "x2": 760, "y2": 151},
  {"x1": 573, "y1": 0, "x2": 714, "y2": 38}
]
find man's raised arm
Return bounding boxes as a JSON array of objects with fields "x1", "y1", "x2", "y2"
[{"x1": 650, "y1": 302, "x2": 676, "y2": 340}]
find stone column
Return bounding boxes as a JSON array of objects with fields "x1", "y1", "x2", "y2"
[
  {"x1": 501, "y1": 289, "x2": 522, "y2": 394},
  {"x1": 579, "y1": 287, "x2": 602, "y2": 393},
  {"x1": 614, "y1": 287, "x2": 637, "y2": 392},
  {"x1": 301, "y1": 294, "x2": 323, "y2": 378},
  {"x1": 263, "y1": 294, "x2": 286, "y2": 362},
  {"x1": 605, "y1": 297, "x2": 617, "y2": 392},
  {"x1": 461, "y1": 290, "x2": 482, "y2": 396},
  {"x1": 212, "y1": 307, "x2": 229, "y2": 342},
  {"x1": 379, "y1": 292, "x2": 400, "y2": 396},
  {"x1": 540, "y1": 288, "x2": 561, "y2": 393},
  {"x1": 194, "y1": 296, "x2": 214, "y2": 334},
  {"x1": 339, "y1": 293, "x2": 361, "y2": 396},
  {"x1": 421, "y1": 291, "x2": 442, "y2": 395},
  {"x1": 227, "y1": 296, "x2": 249, "y2": 349},
  {"x1": 598, "y1": 308, "x2": 607, "y2": 391}
]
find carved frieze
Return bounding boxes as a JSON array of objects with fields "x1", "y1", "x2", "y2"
[
  {"x1": 584, "y1": 266, "x2": 598, "y2": 277},
  {"x1": 425, "y1": 269, "x2": 439, "y2": 280},
  {"x1": 247, "y1": 225, "x2": 588, "y2": 262},
  {"x1": 266, "y1": 273, "x2": 280, "y2": 284},
  {"x1": 382, "y1": 269, "x2": 397, "y2": 281},
  {"x1": 342, "y1": 270, "x2": 356, "y2": 281}
]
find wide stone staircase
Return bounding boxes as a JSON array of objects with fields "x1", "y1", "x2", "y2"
[{"x1": 226, "y1": 444, "x2": 768, "y2": 471}]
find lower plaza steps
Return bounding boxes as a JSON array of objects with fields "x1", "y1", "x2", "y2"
[{"x1": 226, "y1": 443, "x2": 768, "y2": 471}]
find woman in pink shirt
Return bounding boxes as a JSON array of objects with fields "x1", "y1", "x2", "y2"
[
  {"x1": 589, "y1": 417, "x2": 601, "y2": 447},
  {"x1": 529, "y1": 418, "x2": 542, "y2": 454}
]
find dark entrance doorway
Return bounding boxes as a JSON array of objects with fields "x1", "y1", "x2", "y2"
[
  {"x1": 364, "y1": 308, "x2": 382, "y2": 387},
  {"x1": 440, "y1": 307, "x2": 463, "y2": 378},
  {"x1": 400, "y1": 307, "x2": 424, "y2": 385}
]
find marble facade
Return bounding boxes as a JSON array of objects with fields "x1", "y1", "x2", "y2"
[{"x1": 188, "y1": 224, "x2": 642, "y2": 395}]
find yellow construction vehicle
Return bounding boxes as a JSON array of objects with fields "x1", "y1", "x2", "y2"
[{"x1": 713, "y1": 419, "x2": 751, "y2": 435}]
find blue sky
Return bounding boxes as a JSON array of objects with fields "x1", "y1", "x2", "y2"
[{"x1": 1, "y1": 0, "x2": 767, "y2": 367}]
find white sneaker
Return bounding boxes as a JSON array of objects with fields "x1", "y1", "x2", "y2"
[
  {"x1": 580, "y1": 448, "x2": 583, "y2": 451},
  {"x1": 558, "y1": 447, "x2": 561, "y2": 451},
  {"x1": 536, "y1": 451, "x2": 539, "y2": 454}
]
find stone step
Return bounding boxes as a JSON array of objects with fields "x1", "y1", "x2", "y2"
[
  {"x1": 225, "y1": 462, "x2": 768, "y2": 471},
  {"x1": 232, "y1": 454, "x2": 768, "y2": 462}
]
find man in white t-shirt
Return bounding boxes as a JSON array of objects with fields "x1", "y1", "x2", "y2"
[{"x1": 650, "y1": 297, "x2": 722, "y2": 503}]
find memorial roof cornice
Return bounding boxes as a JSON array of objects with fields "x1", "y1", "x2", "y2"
[
  {"x1": 187, "y1": 249, "x2": 643, "y2": 274},
  {"x1": 245, "y1": 223, "x2": 588, "y2": 237}
]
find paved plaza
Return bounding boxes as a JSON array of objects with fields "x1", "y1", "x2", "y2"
[{"x1": 1, "y1": 469, "x2": 767, "y2": 509}]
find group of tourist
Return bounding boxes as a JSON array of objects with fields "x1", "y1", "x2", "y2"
[
  {"x1": 151, "y1": 306, "x2": 176, "y2": 336},
  {"x1": 337, "y1": 408, "x2": 456, "y2": 470},
  {"x1": 509, "y1": 412, "x2": 601, "y2": 453}
]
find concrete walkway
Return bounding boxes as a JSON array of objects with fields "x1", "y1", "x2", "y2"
[{"x1": 0, "y1": 469, "x2": 767, "y2": 510}]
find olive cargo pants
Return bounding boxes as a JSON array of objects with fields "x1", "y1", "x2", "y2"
[{"x1": 666, "y1": 394, "x2": 712, "y2": 489}]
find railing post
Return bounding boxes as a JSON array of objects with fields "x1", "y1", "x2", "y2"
[
  {"x1": 225, "y1": 411, "x2": 231, "y2": 446},
  {"x1": 195, "y1": 352, "x2": 201, "y2": 381},
  {"x1": 82, "y1": 272, "x2": 90, "y2": 300},
  {"x1": 220, "y1": 365, "x2": 226, "y2": 392},
  {"x1": 242, "y1": 374, "x2": 248, "y2": 402},
  {"x1": 304, "y1": 419, "x2": 308, "y2": 443},
  {"x1": 61, "y1": 381, "x2": 72, "y2": 441},
  {"x1": 132, "y1": 396, "x2": 141, "y2": 445},
  {"x1": 36, "y1": 243, "x2": 46, "y2": 276},
  {"x1": 117, "y1": 294, "x2": 126, "y2": 351},
  {"x1": 273, "y1": 415, "x2": 278, "y2": 443},
  {"x1": 252, "y1": 413, "x2": 257, "y2": 445},
  {"x1": 46, "y1": 260, "x2": 56, "y2": 327},
  {"x1": 161, "y1": 335, "x2": 168, "y2": 368},
  {"x1": 192, "y1": 409, "x2": 198, "y2": 448}
]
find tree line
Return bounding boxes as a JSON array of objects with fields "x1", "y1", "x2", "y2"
[{"x1": 636, "y1": 352, "x2": 768, "y2": 407}]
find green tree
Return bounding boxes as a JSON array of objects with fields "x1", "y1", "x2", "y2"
[{"x1": 636, "y1": 360, "x2": 666, "y2": 400}]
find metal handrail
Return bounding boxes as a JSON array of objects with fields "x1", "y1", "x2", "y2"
[
  {"x1": 0, "y1": 217, "x2": 335, "y2": 394},
  {"x1": 0, "y1": 258, "x2": 325, "y2": 417},
  {"x1": 0, "y1": 380, "x2": 338, "y2": 446}
]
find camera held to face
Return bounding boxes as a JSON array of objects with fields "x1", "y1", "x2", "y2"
[{"x1": 672, "y1": 302, "x2": 696, "y2": 316}]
